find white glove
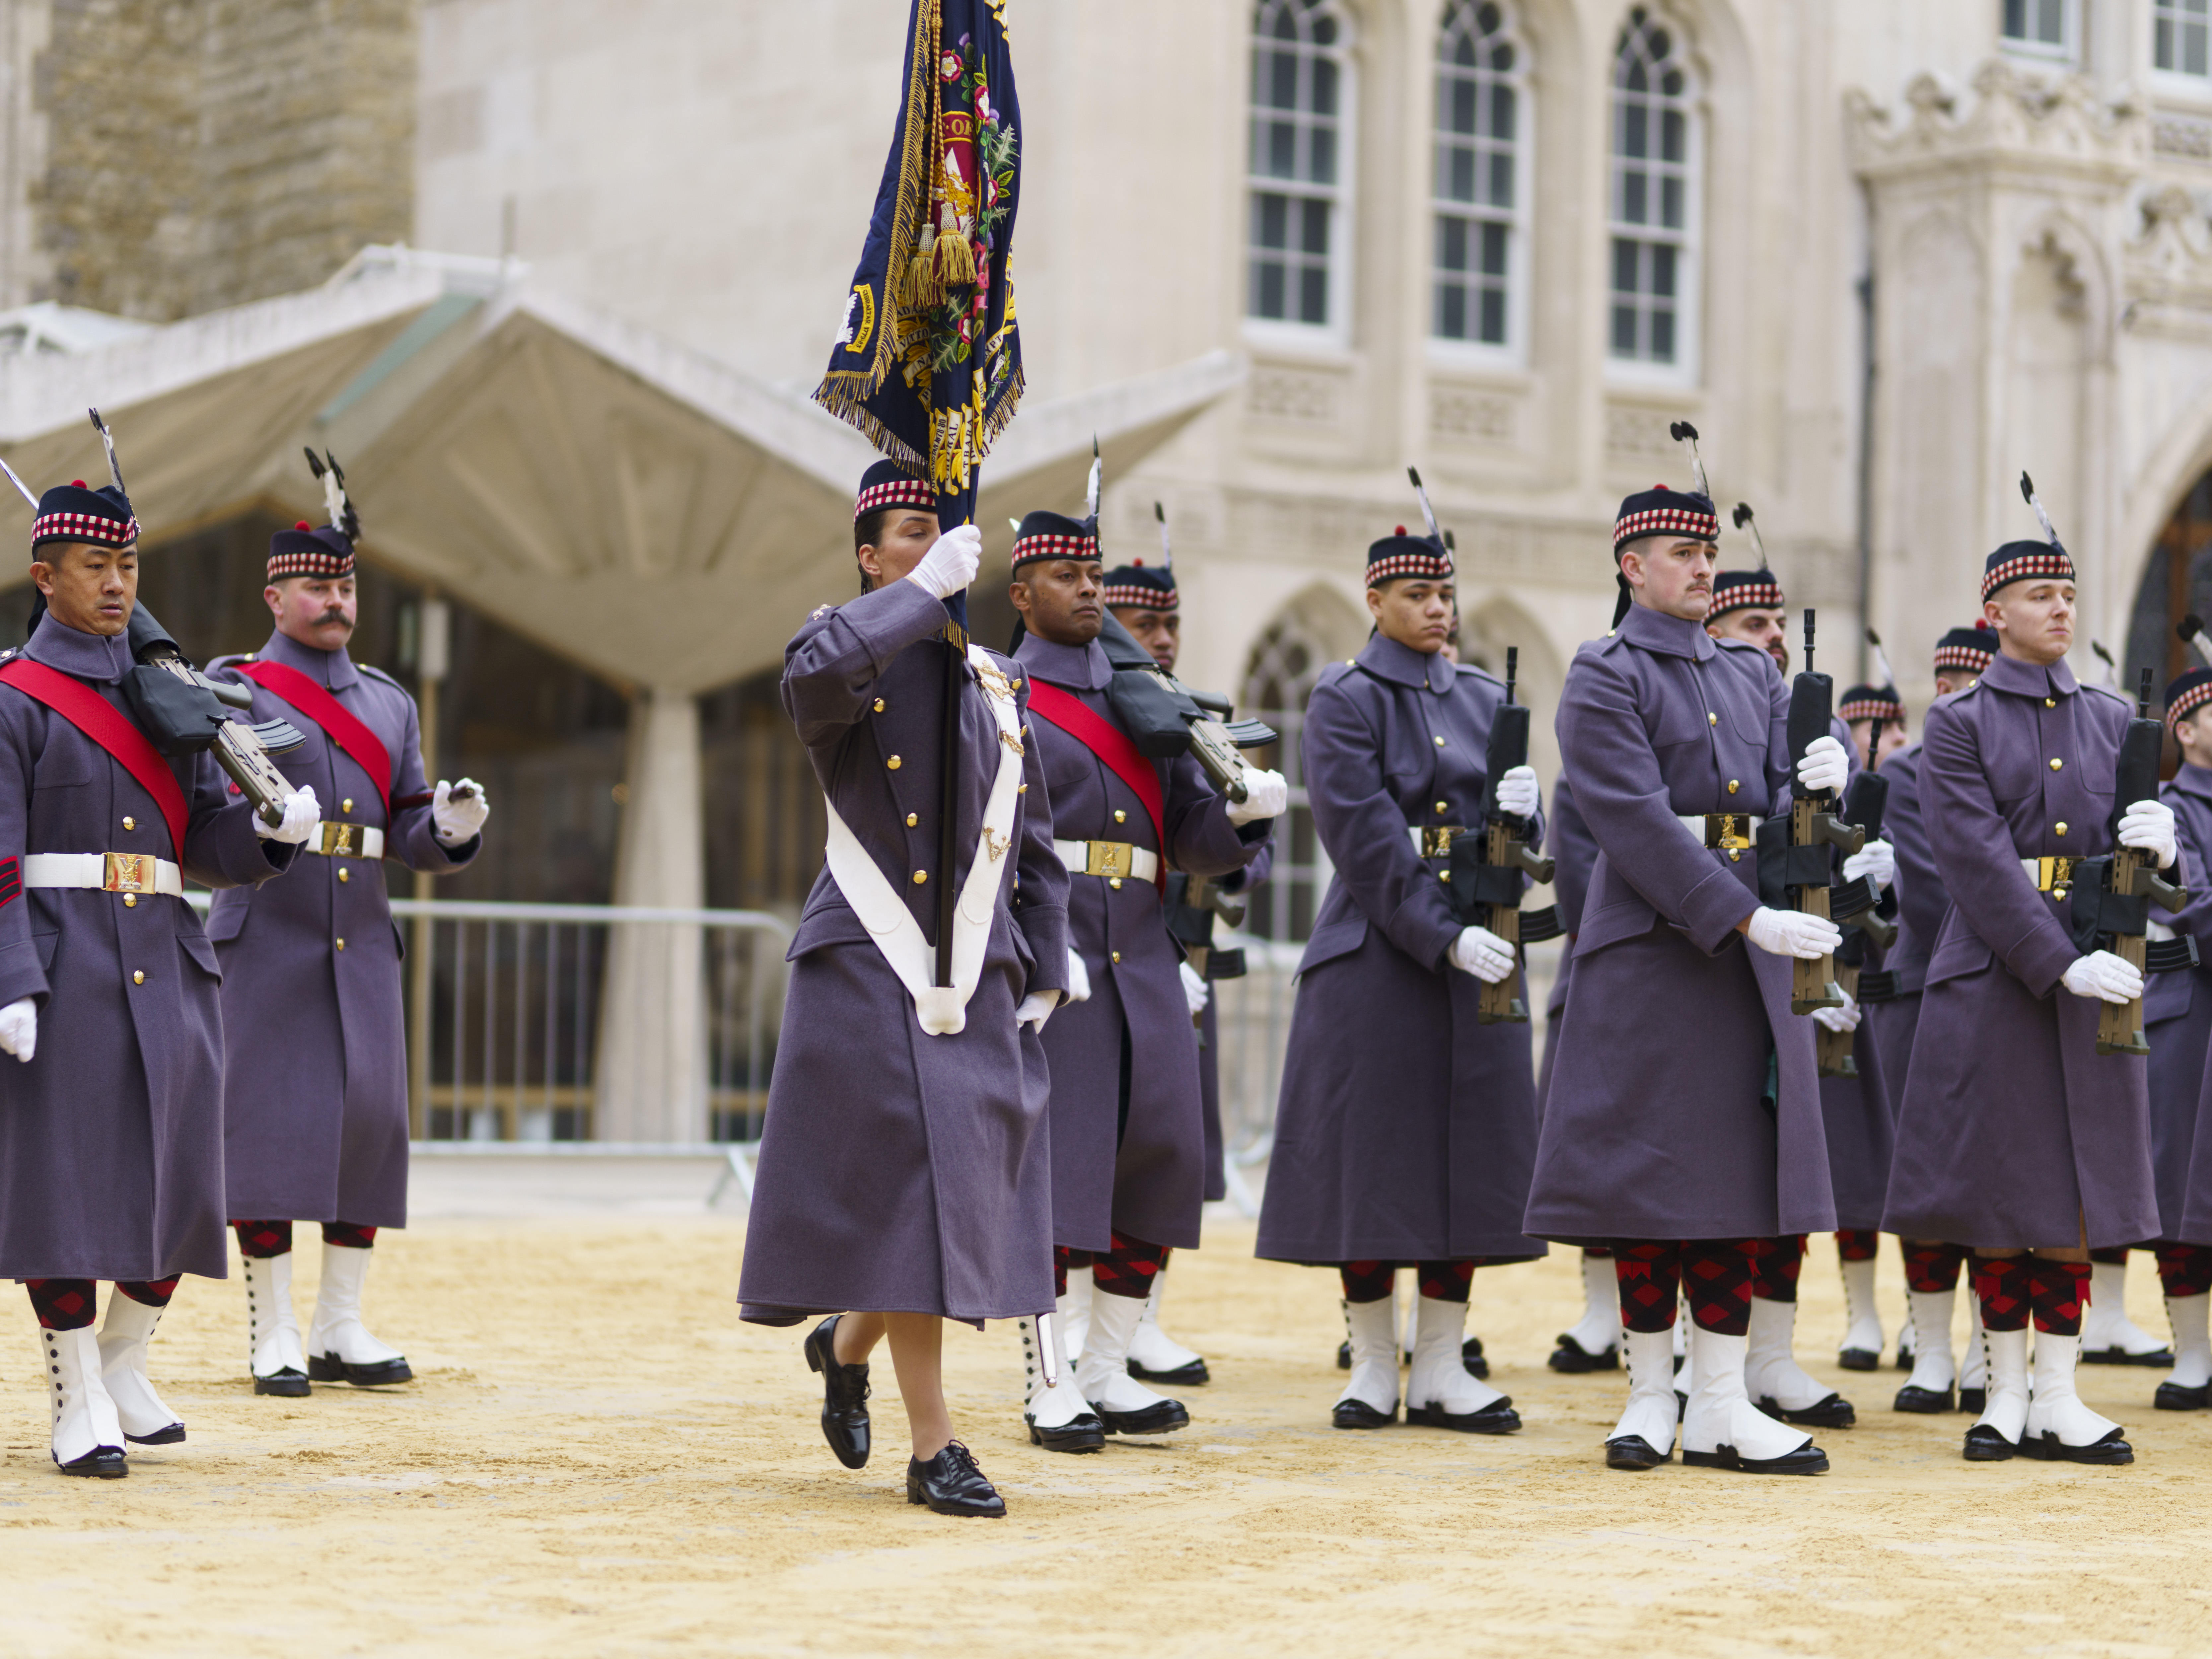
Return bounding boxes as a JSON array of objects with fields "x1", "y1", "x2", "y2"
[
  {"x1": 1016, "y1": 990, "x2": 1060, "y2": 1033},
  {"x1": 1495, "y1": 764, "x2": 1540, "y2": 821},
  {"x1": 1842, "y1": 838, "x2": 1895, "y2": 894},
  {"x1": 2118, "y1": 799, "x2": 2179, "y2": 870},
  {"x1": 1796, "y1": 734, "x2": 1849, "y2": 797},
  {"x1": 433, "y1": 778, "x2": 490, "y2": 846},
  {"x1": 255, "y1": 784, "x2": 320, "y2": 844},
  {"x1": 0, "y1": 996, "x2": 36, "y2": 1063},
  {"x1": 1226, "y1": 767, "x2": 1288, "y2": 827},
  {"x1": 2062, "y1": 950, "x2": 2144, "y2": 1005},
  {"x1": 903, "y1": 523, "x2": 980, "y2": 599},
  {"x1": 1449, "y1": 925, "x2": 1515, "y2": 984},
  {"x1": 1179, "y1": 960, "x2": 1210, "y2": 1017},
  {"x1": 1744, "y1": 905, "x2": 1842, "y2": 960},
  {"x1": 1812, "y1": 988, "x2": 1861, "y2": 1034},
  {"x1": 1065, "y1": 949, "x2": 1092, "y2": 1004}
]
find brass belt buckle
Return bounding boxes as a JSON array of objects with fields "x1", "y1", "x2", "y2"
[
  {"x1": 103, "y1": 851, "x2": 151, "y2": 894},
  {"x1": 1420, "y1": 826, "x2": 1466, "y2": 858},
  {"x1": 318, "y1": 823, "x2": 358, "y2": 857},
  {"x1": 1089, "y1": 841, "x2": 1132, "y2": 879},
  {"x1": 2038, "y1": 855, "x2": 2078, "y2": 898},
  {"x1": 1708, "y1": 814, "x2": 1753, "y2": 852}
]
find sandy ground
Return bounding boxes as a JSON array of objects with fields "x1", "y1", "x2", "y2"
[{"x1": 2, "y1": 1221, "x2": 2209, "y2": 1658}]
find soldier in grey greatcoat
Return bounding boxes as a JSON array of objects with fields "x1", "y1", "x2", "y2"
[
  {"x1": 1011, "y1": 519, "x2": 1281, "y2": 1446},
  {"x1": 0, "y1": 476, "x2": 316, "y2": 1475},
  {"x1": 738, "y1": 462, "x2": 1070, "y2": 1519},
  {"x1": 1256, "y1": 527, "x2": 1543, "y2": 1437},
  {"x1": 1525, "y1": 485, "x2": 1846, "y2": 1478},
  {"x1": 1884, "y1": 535, "x2": 2175, "y2": 1465},
  {"x1": 207, "y1": 492, "x2": 486, "y2": 1399}
]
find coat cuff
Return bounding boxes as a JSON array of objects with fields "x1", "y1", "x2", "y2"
[
  {"x1": 2008, "y1": 920, "x2": 2083, "y2": 1000},
  {"x1": 1386, "y1": 889, "x2": 1462, "y2": 973},
  {"x1": 1018, "y1": 903, "x2": 1070, "y2": 997},
  {"x1": 0, "y1": 938, "x2": 49, "y2": 1010},
  {"x1": 1678, "y1": 862, "x2": 1761, "y2": 955}
]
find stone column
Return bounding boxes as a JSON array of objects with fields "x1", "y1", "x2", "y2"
[{"x1": 595, "y1": 685, "x2": 708, "y2": 1143}]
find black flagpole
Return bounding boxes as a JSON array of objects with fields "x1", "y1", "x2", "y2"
[{"x1": 936, "y1": 604, "x2": 965, "y2": 987}]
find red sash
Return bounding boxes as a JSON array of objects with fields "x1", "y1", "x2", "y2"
[
  {"x1": 236, "y1": 660, "x2": 392, "y2": 820},
  {"x1": 0, "y1": 656, "x2": 190, "y2": 857},
  {"x1": 1024, "y1": 679, "x2": 1167, "y2": 890}
]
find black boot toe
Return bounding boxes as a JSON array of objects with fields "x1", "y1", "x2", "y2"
[
  {"x1": 804, "y1": 1316, "x2": 872, "y2": 1471},
  {"x1": 1027, "y1": 1412, "x2": 1106, "y2": 1453},
  {"x1": 1548, "y1": 1335, "x2": 1621, "y2": 1374},
  {"x1": 2154, "y1": 1380, "x2": 2211, "y2": 1411},
  {"x1": 1127, "y1": 1357, "x2": 1210, "y2": 1387},
  {"x1": 56, "y1": 1446, "x2": 127, "y2": 1478},
  {"x1": 1836, "y1": 1348, "x2": 1880, "y2": 1372},
  {"x1": 1604, "y1": 1434, "x2": 1669, "y2": 1470},
  {"x1": 1962, "y1": 1422, "x2": 2017, "y2": 1461},
  {"x1": 253, "y1": 1368, "x2": 311, "y2": 1398},
  {"x1": 1093, "y1": 1398, "x2": 1190, "y2": 1435},
  {"x1": 1892, "y1": 1384, "x2": 1954, "y2": 1414},
  {"x1": 1332, "y1": 1397, "x2": 1396, "y2": 1429},
  {"x1": 906, "y1": 1441, "x2": 1006, "y2": 1517}
]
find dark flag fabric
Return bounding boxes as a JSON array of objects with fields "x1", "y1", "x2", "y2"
[{"x1": 815, "y1": 0, "x2": 1023, "y2": 541}]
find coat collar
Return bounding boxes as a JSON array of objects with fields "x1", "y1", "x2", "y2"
[
  {"x1": 257, "y1": 626, "x2": 359, "y2": 689},
  {"x1": 1618, "y1": 601, "x2": 1717, "y2": 661},
  {"x1": 1013, "y1": 632, "x2": 1112, "y2": 691},
  {"x1": 1978, "y1": 650, "x2": 2076, "y2": 700},
  {"x1": 25, "y1": 612, "x2": 133, "y2": 684},
  {"x1": 1356, "y1": 632, "x2": 1456, "y2": 694},
  {"x1": 2174, "y1": 761, "x2": 2212, "y2": 803}
]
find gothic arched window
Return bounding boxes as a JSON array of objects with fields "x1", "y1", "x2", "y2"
[
  {"x1": 1248, "y1": 0, "x2": 1353, "y2": 332},
  {"x1": 1433, "y1": 1, "x2": 1527, "y2": 350},
  {"x1": 1608, "y1": 8, "x2": 1697, "y2": 371}
]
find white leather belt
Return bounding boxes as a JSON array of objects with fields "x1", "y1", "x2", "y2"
[
  {"x1": 1054, "y1": 838, "x2": 1160, "y2": 883},
  {"x1": 304, "y1": 822, "x2": 384, "y2": 859},
  {"x1": 1678, "y1": 812, "x2": 1765, "y2": 851},
  {"x1": 23, "y1": 852, "x2": 183, "y2": 897}
]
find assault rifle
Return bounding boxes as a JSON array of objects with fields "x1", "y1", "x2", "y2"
[
  {"x1": 1163, "y1": 871, "x2": 1249, "y2": 1035},
  {"x1": 1446, "y1": 646, "x2": 1563, "y2": 1024},
  {"x1": 123, "y1": 603, "x2": 305, "y2": 828},
  {"x1": 1758, "y1": 610, "x2": 1859, "y2": 1015},
  {"x1": 1818, "y1": 739, "x2": 1898, "y2": 1078},
  {"x1": 2072, "y1": 669, "x2": 2189, "y2": 1057},
  {"x1": 1097, "y1": 609, "x2": 1276, "y2": 802}
]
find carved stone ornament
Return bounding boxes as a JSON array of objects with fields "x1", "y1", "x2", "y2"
[{"x1": 1846, "y1": 59, "x2": 2148, "y2": 181}]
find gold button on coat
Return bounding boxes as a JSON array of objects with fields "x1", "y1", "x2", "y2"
[
  {"x1": 342, "y1": 799, "x2": 353, "y2": 814},
  {"x1": 336, "y1": 938, "x2": 345, "y2": 951},
  {"x1": 887, "y1": 756, "x2": 902, "y2": 770},
  {"x1": 1111, "y1": 951, "x2": 1121, "y2": 964},
  {"x1": 121, "y1": 816, "x2": 134, "y2": 830},
  {"x1": 339, "y1": 867, "x2": 350, "y2": 881},
  {"x1": 2050, "y1": 758, "x2": 2063, "y2": 771},
  {"x1": 2045, "y1": 698, "x2": 2056, "y2": 708},
  {"x1": 123, "y1": 894, "x2": 135, "y2": 908},
  {"x1": 132, "y1": 971, "x2": 143, "y2": 984},
  {"x1": 913, "y1": 871, "x2": 927, "y2": 885},
  {"x1": 905, "y1": 813, "x2": 918, "y2": 828},
  {"x1": 873, "y1": 698, "x2": 886, "y2": 713},
  {"x1": 1109, "y1": 877, "x2": 1123, "y2": 890},
  {"x1": 1727, "y1": 780, "x2": 1740, "y2": 795},
  {"x1": 1436, "y1": 802, "x2": 1448, "y2": 814},
  {"x1": 1708, "y1": 713, "x2": 1717, "y2": 726},
  {"x1": 1114, "y1": 810, "x2": 1126, "y2": 824},
  {"x1": 2056, "y1": 822, "x2": 2069, "y2": 837},
  {"x1": 1434, "y1": 736, "x2": 1446, "y2": 747}
]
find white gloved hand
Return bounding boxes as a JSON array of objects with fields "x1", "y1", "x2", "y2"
[
  {"x1": 433, "y1": 778, "x2": 490, "y2": 846},
  {"x1": 1842, "y1": 838, "x2": 1895, "y2": 894},
  {"x1": 1065, "y1": 949, "x2": 1092, "y2": 1004},
  {"x1": 1016, "y1": 990, "x2": 1061, "y2": 1033},
  {"x1": 903, "y1": 523, "x2": 981, "y2": 600},
  {"x1": 1796, "y1": 734, "x2": 1849, "y2": 797},
  {"x1": 2062, "y1": 950, "x2": 2144, "y2": 1005},
  {"x1": 1744, "y1": 905, "x2": 1842, "y2": 960},
  {"x1": 255, "y1": 784, "x2": 320, "y2": 844},
  {"x1": 1495, "y1": 764, "x2": 1540, "y2": 821},
  {"x1": 0, "y1": 996, "x2": 36, "y2": 1063},
  {"x1": 1179, "y1": 960, "x2": 1210, "y2": 1017},
  {"x1": 2118, "y1": 798, "x2": 2179, "y2": 870},
  {"x1": 1812, "y1": 988, "x2": 1861, "y2": 1034},
  {"x1": 1226, "y1": 767, "x2": 1289, "y2": 827},
  {"x1": 1449, "y1": 925, "x2": 1515, "y2": 984}
]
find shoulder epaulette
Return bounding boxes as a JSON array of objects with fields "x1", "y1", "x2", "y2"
[
  {"x1": 1311, "y1": 659, "x2": 1359, "y2": 695},
  {"x1": 2082, "y1": 681, "x2": 2132, "y2": 710},
  {"x1": 0, "y1": 647, "x2": 19, "y2": 668},
  {"x1": 204, "y1": 653, "x2": 253, "y2": 674},
  {"x1": 1711, "y1": 636, "x2": 1766, "y2": 658},
  {"x1": 1458, "y1": 662, "x2": 1506, "y2": 690},
  {"x1": 358, "y1": 663, "x2": 405, "y2": 690}
]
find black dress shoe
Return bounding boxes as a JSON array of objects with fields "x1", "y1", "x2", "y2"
[
  {"x1": 1757, "y1": 1392, "x2": 1856, "y2": 1428},
  {"x1": 1958, "y1": 1387, "x2": 1986, "y2": 1415},
  {"x1": 55, "y1": 1446, "x2": 127, "y2": 1479},
  {"x1": 2021, "y1": 1426, "x2": 2133, "y2": 1464},
  {"x1": 1681, "y1": 1441, "x2": 1828, "y2": 1475},
  {"x1": 1027, "y1": 1411, "x2": 1106, "y2": 1453},
  {"x1": 2081, "y1": 1344, "x2": 2174, "y2": 1367},
  {"x1": 1837, "y1": 1347, "x2": 1880, "y2": 1372},
  {"x1": 1405, "y1": 1397, "x2": 1520, "y2": 1434},
  {"x1": 1091, "y1": 1397, "x2": 1190, "y2": 1435},
  {"x1": 1332, "y1": 1397, "x2": 1396, "y2": 1429},
  {"x1": 1548, "y1": 1334, "x2": 1621, "y2": 1374},
  {"x1": 1961, "y1": 1423, "x2": 2016, "y2": 1461},
  {"x1": 2154, "y1": 1379, "x2": 2211, "y2": 1411},
  {"x1": 1604, "y1": 1434, "x2": 1669, "y2": 1471},
  {"x1": 1892, "y1": 1383, "x2": 1954, "y2": 1414},
  {"x1": 1461, "y1": 1336, "x2": 1489, "y2": 1380},
  {"x1": 906, "y1": 1441, "x2": 1005, "y2": 1517},
  {"x1": 1335, "y1": 1340, "x2": 1351, "y2": 1371},
  {"x1": 1128, "y1": 1356, "x2": 1210, "y2": 1387},
  {"x1": 124, "y1": 1422, "x2": 186, "y2": 1446},
  {"x1": 804, "y1": 1316, "x2": 871, "y2": 1470},
  {"x1": 309, "y1": 1353, "x2": 414, "y2": 1386},
  {"x1": 254, "y1": 1369, "x2": 311, "y2": 1398}
]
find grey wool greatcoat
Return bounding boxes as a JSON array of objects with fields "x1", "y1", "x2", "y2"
[
  {"x1": 0, "y1": 613, "x2": 297, "y2": 1280},
  {"x1": 1864, "y1": 738, "x2": 1940, "y2": 1136},
  {"x1": 2145, "y1": 762, "x2": 2212, "y2": 1241},
  {"x1": 1883, "y1": 653, "x2": 2161, "y2": 1251},
  {"x1": 1196, "y1": 837, "x2": 1273, "y2": 1204},
  {"x1": 1524, "y1": 603, "x2": 1836, "y2": 1245},
  {"x1": 1818, "y1": 718, "x2": 1896, "y2": 1232},
  {"x1": 1256, "y1": 633, "x2": 1547, "y2": 1265},
  {"x1": 1534, "y1": 770, "x2": 1599, "y2": 1118},
  {"x1": 206, "y1": 629, "x2": 479, "y2": 1229},
  {"x1": 1013, "y1": 634, "x2": 1266, "y2": 1253},
  {"x1": 739, "y1": 581, "x2": 1069, "y2": 1327}
]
